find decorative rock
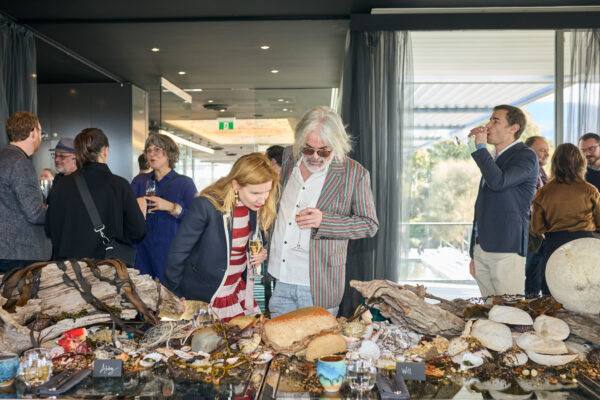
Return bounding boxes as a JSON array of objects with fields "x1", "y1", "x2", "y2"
[
  {"x1": 470, "y1": 320, "x2": 512, "y2": 353},
  {"x1": 533, "y1": 315, "x2": 570, "y2": 341},
  {"x1": 489, "y1": 305, "x2": 533, "y2": 326},
  {"x1": 545, "y1": 238, "x2": 600, "y2": 314},
  {"x1": 447, "y1": 337, "x2": 469, "y2": 357}
]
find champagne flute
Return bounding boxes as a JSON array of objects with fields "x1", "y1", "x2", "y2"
[
  {"x1": 249, "y1": 219, "x2": 264, "y2": 277},
  {"x1": 145, "y1": 179, "x2": 156, "y2": 214}
]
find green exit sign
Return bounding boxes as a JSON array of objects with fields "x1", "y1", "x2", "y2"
[
  {"x1": 218, "y1": 118, "x2": 235, "y2": 130},
  {"x1": 219, "y1": 121, "x2": 233, "y2": 130}
]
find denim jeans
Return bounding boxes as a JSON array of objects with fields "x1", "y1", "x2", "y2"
[{"x1": 268, "y1": 281, "x2": 339, "y2": 318}]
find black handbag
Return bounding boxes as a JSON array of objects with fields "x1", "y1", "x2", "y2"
[{"x1": 74, "y1": 172, "x2": 137, "y2": 266}]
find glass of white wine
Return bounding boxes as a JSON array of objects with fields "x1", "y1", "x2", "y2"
[
  {"x1": 249, "y1": 221, "x2": 264, "y2": 276},
  {"x1": 346, "y1": 357, "x2": 376, "y2": 394},
  {"x1": 145, "y1": 179, "x2": 156, "y2": 214},
  {"x1": 20, "y1": 348, "x2": 52, "y2": 387}
]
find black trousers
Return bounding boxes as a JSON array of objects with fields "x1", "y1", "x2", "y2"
[{"x1": 541, "y1": 230, "x2": 593, "y2": 295}]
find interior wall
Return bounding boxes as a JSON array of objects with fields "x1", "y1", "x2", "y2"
[{"x1": 34, "y1": 83, "x2": 144, "y2": 181}]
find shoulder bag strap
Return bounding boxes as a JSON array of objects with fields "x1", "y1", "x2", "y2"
[
  {"x1": 157, "y1": 172, "x2": 182, "y2": 197},
  {"x1": 73, "y1": 172, "x2": 113, "y2": 248}
]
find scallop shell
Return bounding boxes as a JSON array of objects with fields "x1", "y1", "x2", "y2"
[
  {"x1": 452, "y1": 352, "x2": 484, "y2": 371},
  {"x1": 533, "y1": 315, "x2": 570, "y2": 341},
  {"x1": 489, "y1": 305, "x2": 533, "y2": 326}
]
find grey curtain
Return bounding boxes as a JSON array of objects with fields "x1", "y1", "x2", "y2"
[
  {"x1": 566, "y1": 30, "x2": 600, "y2": 143},
  {"x1": 338, "y1": 31, "x2": 414, "y2": 317},
  {"x1": 0, "y1": 15, "x2": 37, "y2": 147}
]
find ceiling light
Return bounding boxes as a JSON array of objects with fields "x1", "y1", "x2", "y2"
[
  {"x1": 270, "y1": 69, "x2": 279, "y2": 74},
  {"x1": 208, "y1": 99, "x2": 214, "y2": 103},
  {"x1": 161, "y1": 77, "x2": 192, "y2": 103},
  {"x1": 151, "y1": 47, "x2": 160, "y2": 52},
  {"x1": 289, "y1": 109, "x2": 294, "y2": 112},
  {"x1": 178, "y1": 71, "x2": 186, "y2": 75},
  {"x1": 285, "y1": 100, "x2": 290, "y2": 103},
  {"x1": 260, "y1": 45, "x2": 270, "y2": 50},
  {"x1": 282, "y1": 108, "x2": 288, "y2": 112},
  {"x1": 159, "y1": 130, "x2": 214, "y2": 154},
  {"x1": 219, "y1": 109, "x2": 226, "y2": 112},
  {"x1": 183, "y1": 88, "x2": 203, "y2": 92},
  {"x1": 277, "y1": 98, "x2": 284, "y2": 102}
]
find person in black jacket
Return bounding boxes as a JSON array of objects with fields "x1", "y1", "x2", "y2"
[{"x1": 45, "y1": 128, "x2": 146, "y2": 264}]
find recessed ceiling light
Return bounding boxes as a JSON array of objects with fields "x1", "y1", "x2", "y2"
[
  {"x1": 282, "y1": 108, "x2": 288, "y2": 111},
  {"x1": 151, "y1": 47, "x2": 160, "y2": 52},
  {"x1": 178, "y1": 71, "x2": 186, "y2": 75},
  {"x1": 285, "y1": 100, "x2": 290, "y2": 103},
  {"x1": 219, "y1": 109, "x2": 226, "y2": 112},
  {"x1": 270, "y1": 69, "x2": 279, "y2": 74},
  {"x1": 208, "y1": 99, "x2": 214, "y2": 103},
  {"x1": 277, "y1": 98, "x2": 284, "y2": 102},
  {"x1": 289, "y1": 109, "x2": 294, "y2": 112},
  {"x1": 260, "y1": 45, "x2": 270, "y2": 50}
]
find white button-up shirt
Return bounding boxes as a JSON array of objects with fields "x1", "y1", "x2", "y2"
[{"x1": 268, "y1": 159, "x2": 327, "y2": 286}]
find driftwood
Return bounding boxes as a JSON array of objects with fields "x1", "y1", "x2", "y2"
[
  {"x1": 350, "y1": 279, "x2": 600, "y2": 346},
  {"x1": 0, "y1": 260, "x2": 184, "y2": 353},
  {"x1": 350, "y1": 279, "x2": 466, "y2": 337}
]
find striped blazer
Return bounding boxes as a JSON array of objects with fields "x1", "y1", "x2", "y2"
[{"x1": 279, "y1": 147, "x2": 379, "y2": 308}]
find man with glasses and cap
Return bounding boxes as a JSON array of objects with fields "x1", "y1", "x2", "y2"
[
  {"x1": 50, "y1": 138, "x2": 77, "y2": 180},
  {"x1": 267, "y1": 106, "x2": 379, "y2": 317}
]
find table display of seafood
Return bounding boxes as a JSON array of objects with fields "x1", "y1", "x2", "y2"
[{"x1": 0, "y1": 260, "x2": 598, "y2": 398}]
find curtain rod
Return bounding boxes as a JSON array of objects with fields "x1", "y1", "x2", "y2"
[{"x1": 372, "y1": 6, "x2": 600, "y2": 14}]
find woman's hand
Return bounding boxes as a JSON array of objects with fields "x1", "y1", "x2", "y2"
[
  {"x1": 250, "y1": 248, "x2": 268, "y2": 266},
  {"x1": 146, "y1": 196, "x2": 175, "y2": 213}
]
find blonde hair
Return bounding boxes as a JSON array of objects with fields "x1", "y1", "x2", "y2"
[
  {"x1": 293, "y1": 106, "x2": 352, "y2": 162},
  {"x1": 200, "y1": 153, "x2": 279, "y2": 233}
]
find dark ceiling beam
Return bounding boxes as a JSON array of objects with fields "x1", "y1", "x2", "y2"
[
  {"x1": 19, "y1": 16, "x2": 349, "y2": 24},
  {"x1": 351, "y1": 12, "x2": 600, "y2": 31}
]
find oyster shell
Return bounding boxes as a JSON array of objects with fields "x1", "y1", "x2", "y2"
[
  {"x1": 503, "y1": 351, "x2": 528, "y2": 367},
  {"x1": 447, "y1": 337, "x2": 469, "y2": 357}
]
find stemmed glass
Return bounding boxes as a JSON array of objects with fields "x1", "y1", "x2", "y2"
[
  {"x1": 248, "y1": 219, "x2": 264, "y2": 277},
  {"x1": 292, "y1": 202, "x2": 308, "y2": 252},
  {"x1": 20, "y1": 348, "x2": 52, "y2": 387},
  {"x1": 145, "y1": 179, "x2": 156, "y2": 214}
]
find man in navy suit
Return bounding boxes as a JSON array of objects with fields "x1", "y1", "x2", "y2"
[{"x1": 468, "y1": 105, "x2": 538, "y2": 297}]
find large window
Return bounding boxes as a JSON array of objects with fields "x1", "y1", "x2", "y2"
[{"x1": 404, "y1": 31, "x2": 556, "y2": 297}]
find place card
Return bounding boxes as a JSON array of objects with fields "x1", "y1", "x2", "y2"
[
  {"x1": 93, "y1": 359, "x2": 122, "y2": 378},
  {"x1": 396, "y1": 362, "x2": 426, "y2": 381}
]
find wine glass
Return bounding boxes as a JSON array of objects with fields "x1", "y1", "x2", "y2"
[
  {"x1": 249, "y1": 220, "x2": 264, "y2": 277},
  {"x1": 346, "y1": 357, "x2": 376, "y2": 395},
  {"x1": 19, "y1": 348, "x2": 52, "y2": 387},
  {"x1": 292, "y1": 203, "x2": 308, "y2": 252},
  {"x1": 145, "y1": 179, "x2": 156, "y2": 214}
]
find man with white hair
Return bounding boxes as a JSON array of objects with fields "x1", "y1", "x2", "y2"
[{"x1": 267, "y1": 106, "x2": 379, "y2": 317}]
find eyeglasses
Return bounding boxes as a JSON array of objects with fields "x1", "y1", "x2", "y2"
[
  {"x1": 581, "y1": 145, "x2": 599, "y2": 154},
  {"x1": 301, "y1": 147, "x2": 332, "y2": 158},
  {"x1": 51, "y1": 153, "x2": 75, "y2": 160},
  {"x1": 144, "y1": 147, "x2": 163, "y2": 155}
]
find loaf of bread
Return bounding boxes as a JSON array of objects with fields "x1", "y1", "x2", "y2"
[
  {"x1": 228, "y1": 315, "x2": 256, "y2": 330},
  {"x1": 262, "y1": 306, "x2": 339, "y2": 353},
  {"x1": 305, "y1": 332, "x2": 347, "y2": 361}
]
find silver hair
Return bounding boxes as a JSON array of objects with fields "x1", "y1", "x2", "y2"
[{"x1": 293, "y1": 106, "x2": 352, "y2": 161}]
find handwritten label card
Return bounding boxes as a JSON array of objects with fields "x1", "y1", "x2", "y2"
[
  {"x1": 93, "y1": 359, "x2": 123, "y2": 378},
  {"x1": 396, "y1": 362, "x2": 426, "y2": 381}
]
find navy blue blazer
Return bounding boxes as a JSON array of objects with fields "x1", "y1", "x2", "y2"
[
  {"x1": 469, "y1": 142, "x2": 538, "y2": 258},
  {"x1": 163, "y1": 196, "x2": 257, "y2": 302}
]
